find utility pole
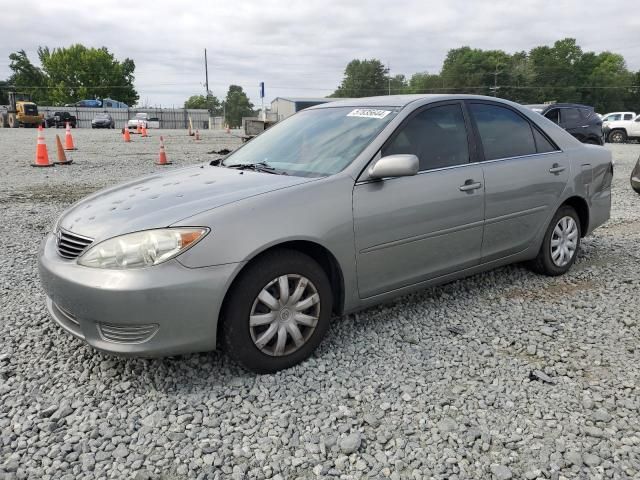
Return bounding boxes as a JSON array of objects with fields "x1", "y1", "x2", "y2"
[
  {"x1": 204, "y1": 48, "x2": 210, "y2": 97},
  {"x1": 204, "y1": 48, "x2": 213, "y2": 129},
  {"x1": 387, "y1": 61, "x2": 391, "y2": 95},
  {"x1": 491, "y1": 64, "x2": 502, "y2": 97}
]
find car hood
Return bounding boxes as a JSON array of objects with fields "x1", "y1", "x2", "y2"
[{"x1": 59, "y1": 164, "x2": 316, "y2": 240}]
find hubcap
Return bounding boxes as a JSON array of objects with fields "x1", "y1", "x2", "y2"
[
  {"x1": 249, "y1": 274, "x2": 320, "y2": 357},
  {"x1": 550, "y1": 216, "x2": 578, "y2": 267},
  {"x1": 611, "y1": 133, "x2": 623, "y2": 143}
]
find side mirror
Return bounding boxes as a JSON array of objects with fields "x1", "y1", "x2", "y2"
[{"x1": 368, "y1": 154, "x2": 419, "y2": 179}]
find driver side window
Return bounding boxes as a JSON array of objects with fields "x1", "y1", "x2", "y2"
[{"x1": 382, "y1": 104, "x2": 470, "y2": 171}]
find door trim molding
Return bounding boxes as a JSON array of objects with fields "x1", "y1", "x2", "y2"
[{"x1": 360, "y1": 220, "x2": 484, "y2": 254}]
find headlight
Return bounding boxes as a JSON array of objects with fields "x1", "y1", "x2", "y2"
[{"x1": 77, "y1": 228, "x2": 209, "y2": 269}]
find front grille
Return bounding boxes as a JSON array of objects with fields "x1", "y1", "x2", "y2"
[
  {"x1": 56, "y1": 229, "x2": 93, "y2": 259},
  {"x1": 97, "y1": 323, "x2": 159, "y2": 344}
]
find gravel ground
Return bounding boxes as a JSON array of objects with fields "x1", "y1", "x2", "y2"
[{"x1": 1, "y1": 128, "x2": 639, "y2": 480}]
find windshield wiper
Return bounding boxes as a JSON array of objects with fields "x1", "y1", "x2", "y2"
[{"x1": 224, "y1": 161, "x2": 282, "y2": 174}]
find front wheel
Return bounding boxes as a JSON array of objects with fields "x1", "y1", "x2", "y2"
[
  {"x1": 222, "y1": 249, "x2": 333, "y2": 373},
  {"x1": 528, "y1": 206, "x2": 581, "y2": 276}
]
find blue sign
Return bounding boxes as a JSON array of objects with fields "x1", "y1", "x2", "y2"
[{"x1": 259, "y1": 82, "x2": 265, "y2": 99}]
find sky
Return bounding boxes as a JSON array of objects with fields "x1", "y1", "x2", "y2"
[{"x1": 2, "y1": 0, "x2": 639, "y2": 108}]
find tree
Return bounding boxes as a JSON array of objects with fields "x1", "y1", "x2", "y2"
[
  {"x1": 331, "y1": 59, "x2": 388, "y2": 97},
  {"x1": 184, "y1": 94, "x2": 222, "y2": 115},
  {"x1": 38, "y1": 45, "x2": 138, "y2": 105},
  {"x1": 7, "y1": 50, "x2": 48, "y2": 103},
  {"x1": 406, "y1": 72, "x2": 444, "y2": 93},
  {"x1": 6, "y1": 45, "x2": 138, "y2": 106},
  {"x1": 223, "y1": 85, "x2": 254, "y2": 128},
  {"x1": 388, "y1": 74, "x2": 408, "y2": 94}
]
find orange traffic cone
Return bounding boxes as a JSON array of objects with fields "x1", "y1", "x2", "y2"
[
  {"x1": 194, "y1": 129, "x2": 200, "y2": 141},
  {"x1": 32, "y1": 126, "x2": 53, "y2": 167},
  {"x1": 141, "y1": 125, "x2": 148, "y2": 137},
  {"x1": 64, "y1": 122, "x2": 77, "y2": 150},
  {"x1": 156, "y1": 136, "x2": 171, "y2": 165},
  {"x1": 123, "y1": 127, "x2": 131, "y2": 143},
  {"x1": 55, "y1": 134, "x2": 73, "y2": 165}
]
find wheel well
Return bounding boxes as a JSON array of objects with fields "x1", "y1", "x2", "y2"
[
  {"x1": 609, "y1": 128, "x2": 627, "y2": 136},
  {"x1": 562, "y1": 196, "x2": 589, "y2": 237},
  {"x1": 218, "y1": 241, "x2": 346, "y2": 337}
]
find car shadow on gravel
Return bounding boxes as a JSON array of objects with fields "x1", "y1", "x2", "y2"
[{"x1": 46, "y1": 237, "x2": 611, "y2": 393}]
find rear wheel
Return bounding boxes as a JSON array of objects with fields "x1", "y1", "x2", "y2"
[
  {"x1": 0, "y1": 114, "x2": 6, "y2": 128},
  {"x1": 528, "y1": 206, "x2": 581, "y2": 276},
  {"x1": 222, "y1": 249, "x2": 333, "y2": 373},
  {"x1": 608, "y1": 130, "x2": 627, "y2": 144}
]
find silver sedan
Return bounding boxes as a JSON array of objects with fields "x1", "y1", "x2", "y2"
[{"x1": 38, "y1": 95, "x2": 613, "y2": 373}]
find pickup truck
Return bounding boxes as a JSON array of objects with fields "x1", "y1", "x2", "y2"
[
  {"x1": 127, "y1": 113, "x2": 160, "y2": 130},
  {"x1": 45, "y1": 111, "x2": 77, "y2": 128},
  {"x1": 604, "y1": 114, "x2": 640, "y2": 143}
]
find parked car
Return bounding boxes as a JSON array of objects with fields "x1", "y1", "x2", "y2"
[
  {"x1": 601, "y1": 111, "x2": 636, "y2": 124},
  {"x1": 91, "y1": 113, "x2": 115, "y2": 129},
  {"x1": 603, "y1": 114, "x2": 640, "y2": 143},
  {"x1": 632, "y1": 155, "x2": 640, "y2": 194},
  {"x1": 38, "y1": 95, "x2": 612, "y2": 373},
  {"x1": 526, "y1": 103, "x2": 604, "y2": 145},
  {"x1": 45, "y1": 111, "x2": 77, "y2": 128},
  {"x1": 67, "y1": 99, "x2": 102, "y2": 108},
  {"x1": 127, "y1": 112, "x2": 160, "y2": 130}
]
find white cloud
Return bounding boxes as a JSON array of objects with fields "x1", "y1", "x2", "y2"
[{"x1": 1, "y1": 0, "x2": 638, "y2": 106}]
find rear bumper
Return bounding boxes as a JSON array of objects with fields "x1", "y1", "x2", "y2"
[{"x1": 38, "y1": 233, "x2": 240, "y2": 356}]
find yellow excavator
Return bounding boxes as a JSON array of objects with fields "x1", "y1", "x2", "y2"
[{"x1": 0, "y1": 92, "x2": 44, "y2": 128}]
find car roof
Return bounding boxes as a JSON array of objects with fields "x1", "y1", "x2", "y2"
[{"x1": 307, "y1": 94, "x2": 518, "y2": 109}]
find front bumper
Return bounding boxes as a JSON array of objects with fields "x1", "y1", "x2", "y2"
[{"x1": 38, "y1": 233, "x2": 241, "y2": 356}]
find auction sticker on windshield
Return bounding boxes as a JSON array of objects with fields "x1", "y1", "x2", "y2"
[{"x1": 347, "y1": 109, "x2": 392, "y2": 119}]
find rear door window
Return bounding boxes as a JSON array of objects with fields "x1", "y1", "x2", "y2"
[
  {"x1": 560, "y1": 108, "x2": 581, "y2": 127},
  {"x1": 624, "y1": 114, "x2": 634, "y2": 121},
  {"x1": 383, "y1": 103, "x2": 470, "y2": 171},
  {"x1": 469, "y1": 103, "x2": 537, "y2": 161}
]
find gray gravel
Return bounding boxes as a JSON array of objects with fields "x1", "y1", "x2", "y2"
[{"x1": 1, "y1": 128, "x2": 639, "y2": 479}]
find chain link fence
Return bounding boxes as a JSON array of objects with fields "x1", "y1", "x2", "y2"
[{"x1": 39, "y1": 106, "x2": 223, "y2": 129}]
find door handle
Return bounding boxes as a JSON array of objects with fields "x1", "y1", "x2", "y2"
[
  {"x1": 459, "y1": 180, "x2": 482, "y2": 192},
  {"x1": 549, "y1": 164, "x2": 566, "y2": 174}
]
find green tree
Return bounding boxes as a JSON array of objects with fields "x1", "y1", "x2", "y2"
[
  {"x1": 331, "y1": 59, "x2": 388, "y2": 97},
  {"x1": 223, "y1": 85, "x2": 254, "y2": 128},
  {"x1": 7, "y1": 50, "x2": 48, "y2": 103},
  {"x1": 388, "y1": 74, "x2": 408, "y2": 94},
  {"x1": 406, "y1": 72, "x2": 443, "y2": 93},
  {"x1": 440, "y1": 46, "x2": 512, "y2": 96},
  {"x1": 184, "y1": 94, "x2": 222, "y2": 115},
  {"x1": 38, "y1": 45, "x2": 138, "y2": 105},
  {"x1": 7, "y1": 45, "x2": 138, "y2": 105}
]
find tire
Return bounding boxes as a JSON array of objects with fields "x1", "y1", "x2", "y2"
[
  {"x1": 608, "y1": 130, "x2": 627, "y2": 144},
  {"x1": 221, "y1": 249, "x2": 333, "y2": 373},
  {"x1": 0, "y1": 114, "x2": 5, "y2": 128},
  {"x1": 528, "y1": 206, "x2": 581, "y2": 276},
  {"x1": 8, "y1": 113, "x2": 19, "y2": 128}
]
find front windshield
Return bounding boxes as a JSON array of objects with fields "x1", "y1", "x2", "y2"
[{"x1": 223, "y1": 106, "x2": 398, "y2": 177}]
